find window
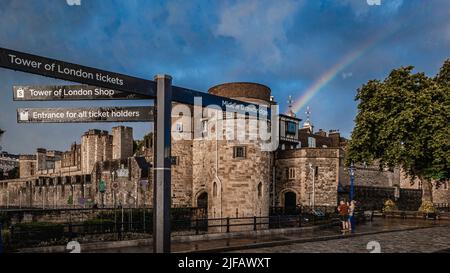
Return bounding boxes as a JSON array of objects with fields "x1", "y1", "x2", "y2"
[
  {"x1": 315, "y1": 166, "x2": 319, "y2": 178},
  {"x1": 281, "y1": 144, "x2": 285, "y2": 150},
  {"x1": 175, "y1": 122, "x2": 183, "y2": 132},
  {"x1": 213, "y1": 182, "x2": 217, "y2": 197},
  {"x1": 257, "y1": 182, "x2": 262, "y2": 198},
  {"x1": 308, "y1": 137, "x2": 316, "y2": 148},
  {"x1": 286, "y1": 121, "x2": 297, "y2": 135},
  {"x1": 202, "y1": 120, "x2": 208, "y2": 134},
  {"x1": 171, "y1": 156, "x2": 179, "y2": 165},
  {"x1": 286, "y1": 168, "x2": 296, "y2": 180},
  {"x1": 233, "y1": 146, "x2": 246, "y2": 158}
]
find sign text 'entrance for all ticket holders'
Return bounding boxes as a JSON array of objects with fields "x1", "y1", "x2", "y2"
[{"x1": 17, "y1": 106, "x2": 154, "y2": 123}]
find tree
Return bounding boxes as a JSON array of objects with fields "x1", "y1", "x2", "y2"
[
  {"x1": 0, "y1": 129, "x2": 4, "y2": 151},
  {"x1": 134, "y1": 132, "x2": 153, "y2": 153},
  {"x1": 347, "y1": 60, "x2": 450, "y2": 202}
]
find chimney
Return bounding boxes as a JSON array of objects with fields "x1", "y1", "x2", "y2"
[
  {"x1": 328, "y1": 129, "x2": 341, "y2": 147},
  {"x1": 315, "y1": 129, "x2": 327, "y2": 137}
]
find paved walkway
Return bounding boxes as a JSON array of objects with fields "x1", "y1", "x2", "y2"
[
  {"x1": 231, "y1": 225, "x2": 450, "y2": 253},
  {"x1": 88, "y1": 218, "x2": 445, "y2": 253}
]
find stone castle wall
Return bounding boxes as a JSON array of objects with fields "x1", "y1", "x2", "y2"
[
  {"x1": 400, "y1": 171, "x2": 450, "y2": 204},
  {"x1": 112, "y1": 126, "x2": 134, "y2": 160},
  {"x1": 339, "y1": 163, "x2": 400, "y2": 188},
  {"x1": 81, "y1": 130, "x2": 113, "y2": 174},
  {"x1": 275, "y1": 148, "x2": 341, "y2": 207}
]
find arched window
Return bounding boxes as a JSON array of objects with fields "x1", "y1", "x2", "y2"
[
  {"x1": 257, "y1": 182, "x2": 262, "y2": 198},
  {"x1": 213, "y1": 182, "x2": 217, "y2": 197}
]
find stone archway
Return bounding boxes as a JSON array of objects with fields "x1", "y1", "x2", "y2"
[
  {"x1": 197, "y1": 192, "x2": 208, "y2": 208},
  {"x1": 195, "y1": 191, "x2": 208, "y2": 230},
  {"x1": 284, "y1": 191, "x2": 297, "y2": 214}
]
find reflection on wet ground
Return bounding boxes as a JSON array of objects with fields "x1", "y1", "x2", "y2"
[{"x1": 88, "y1": 218, "x2": 445, "y2": 253}]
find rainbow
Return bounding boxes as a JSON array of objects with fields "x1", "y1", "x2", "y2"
[{"x1": 290, "y1": 26, "x2": 399, "y2": 116}]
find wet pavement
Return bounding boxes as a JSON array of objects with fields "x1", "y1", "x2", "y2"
[
  {"x1": 232, "y1": 225, "x2": 450, "y2": 253},
  {"x1": 87, "y1": 218, "x2": 446, "y2": 253}
]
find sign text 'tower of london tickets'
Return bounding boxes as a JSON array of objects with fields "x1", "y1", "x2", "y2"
[
  {"x1": 17, "y1": 107, "x2": 154, "y2": 123},
  {"x1": 0, "y1": 47, "x2": 156, "y2": 97},
  {"x1": 13, "y1": 85, "x2": 149, "y2": 101}
]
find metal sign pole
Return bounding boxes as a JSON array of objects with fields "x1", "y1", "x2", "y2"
[{"x1": 153, "y1": 74, "x2": 172, "y2": 253}]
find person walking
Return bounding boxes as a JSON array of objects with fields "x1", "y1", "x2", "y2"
[
  {"x1": 348, "y1": 200, "x2": 356, "y2": 233},
  {"x1": 338, "y1": 200, "x2": 349, "y2": 232}
]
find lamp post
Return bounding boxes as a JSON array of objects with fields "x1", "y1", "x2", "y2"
[{"x1": 348, "y1": 163, "x2": 356, "y2": 202}]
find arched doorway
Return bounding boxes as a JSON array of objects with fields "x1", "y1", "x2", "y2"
[
  {"x1": 196, "y1": 192, "x2": 208, "y2": 217},
  {"x1": 197, "y1": 192, "x2": 208, "y2": 208},
  {"x1": 284, "y1": 191, "x2": 297, "y2": 214},
  {"x1": 196, "y1": 192, "x2": 208, "y2": 231}
]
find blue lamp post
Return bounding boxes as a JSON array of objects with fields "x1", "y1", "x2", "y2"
[
  {"x1": 349, "y1": 163, "x2": 356, "y2": 202},
  {"x1": 348, "y1": 163, "x2": 356, "y2": 232}
]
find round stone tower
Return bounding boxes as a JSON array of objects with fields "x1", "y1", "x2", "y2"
[{"x1": 193, "y1": 82, "x2": 272, "y2": 231}]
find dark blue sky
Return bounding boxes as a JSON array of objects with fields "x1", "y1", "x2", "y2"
[{"x1": 0, "y1": 0, "x2": 449, "y2": 154}]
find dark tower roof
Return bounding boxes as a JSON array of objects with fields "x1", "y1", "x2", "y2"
[{"x1": 208, "y1": 82, "x2": 272, "y2": 103}]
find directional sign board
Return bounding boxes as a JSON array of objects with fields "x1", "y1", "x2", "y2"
[
  {"x1": 1, "y1": 47, "x2": 270, "y2": 118},
  {"x1": 0, "y1": 47, "x2": 156, "y2": 97},
  {"x1": 13, "y1": 85, "x2": 149, "y2": 101},
  {"x1": 172, "y1": 86, "x2": 270, "y2": 117},
  {"x1": 17, "y1": 106, "x2": 154, "y2": 123}
]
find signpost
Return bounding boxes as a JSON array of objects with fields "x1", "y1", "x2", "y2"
[
  {"x1": 0, "y1": 47, "x2": 275, "y2": 253},
  {"x1": 153, "y1": 75, "x2": 172, "y2": 253},
  {"x1": 1, "y1": 47, "x2": 269, "y2": 116},
  {"x1": 13, "y1": 85, "x2": 149, "y2": 101},
  {"x1": 0, "y1": 47, "x2": 156, "y2": 96},
  {"x1": 17, "y1": 106, "x2": 154, "y2": 123}
]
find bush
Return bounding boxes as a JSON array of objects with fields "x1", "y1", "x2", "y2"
[
  {"x1": 382, "y1": 199, "x2": 398, "y2": 213},
  {"x1": 11, "y1": 222, "x2": 65, "y2": 246},
  {"x1": 418, "y1": 201, "x2": 437, "y2": 214},
  {"x1": 1, "y1": 228, "x2": 11, "y2": 248},
  {"x1": 81, "y1": 219, "x2": 116, "y2": 234}
]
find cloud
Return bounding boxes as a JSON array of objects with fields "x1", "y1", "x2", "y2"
[
  {"x1": 214, "y1": 0, "x2": 302, "y2": 71},
  {"x1": 0, "y1": 0, "x2": 448, "y2": 152}
]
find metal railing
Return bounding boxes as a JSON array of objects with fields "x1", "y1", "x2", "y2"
[
  {"x1": 4, "y1": 211, "x2": 338, "y2": 250},
  {"x1": 435, "y1": 203, "x2": 450, "y2": 212}
]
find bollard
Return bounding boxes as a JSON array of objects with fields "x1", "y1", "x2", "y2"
[
  {"x1": 253, "y1": 216, "x2": 257, "y2": 231},
  {"x1": 226, "y1": 217, "x2": 230, "y2": 233}
]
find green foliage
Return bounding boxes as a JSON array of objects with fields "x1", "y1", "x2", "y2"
[
  {"x1": 382, "y1": 199, "x2": 398, "y2": 213},
  {"x1": 418, "y1": 201, "x2": 437, "y2": 214},
  {"x1": 0, "y1": 167, "x2": 19, "y2": 180},
  {"x1": 11, "y1": 222, "x2": 65, "y2": 247},
  {"x1": 134, "y1": 132, "x2": 153, "y2": 153},
  {"x1": 347, "y1": 60, "x2": 450, "y2": 193},
  {"x1": 67, "y1": 195, "x2": 73, "y2": 205}
]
